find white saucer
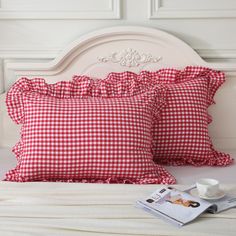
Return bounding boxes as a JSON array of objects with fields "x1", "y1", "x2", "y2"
[{"x1": 190, "y1": 188, "x2": 225, "y2": 200}]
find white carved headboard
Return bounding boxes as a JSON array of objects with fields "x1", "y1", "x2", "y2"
[{"x1": 0, "y1": 26, "x2": 236, "y2": 149}]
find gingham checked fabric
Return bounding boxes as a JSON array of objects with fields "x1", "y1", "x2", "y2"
[
  {"x1": 5, "y1": 77, "x2": 175, "y2": 184},
  {"x1": 99, "y1": 67, "x2": 233, "y2": 166}
]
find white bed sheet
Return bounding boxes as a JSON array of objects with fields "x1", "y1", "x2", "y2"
[
  {"x1": 0, "y1": 149, "x2": 236, "y2": 235},
  {"x1": 0, "y1": 148, "x2": 235, "y2": 184},
  {"x1": 0, "y1": 182, "x2": 235, "y2": 236}
]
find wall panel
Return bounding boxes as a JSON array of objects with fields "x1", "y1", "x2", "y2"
[
  {"x1": 0, "y1": 0, "x2": 121, "y2": 19},
  {"x1": 149, "y1": 0, "x2": 236, "y2": 19}
]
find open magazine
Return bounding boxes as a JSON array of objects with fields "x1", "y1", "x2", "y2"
[{"x1": 136, "y1": 186, "x2": 236, "y2": 227}]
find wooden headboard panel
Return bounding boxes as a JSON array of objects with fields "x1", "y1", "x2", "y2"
[{"x1": 0, "y1": 26, "x2": 236, "y2": 149}]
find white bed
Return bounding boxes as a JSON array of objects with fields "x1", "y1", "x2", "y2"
[{"x1": 0, "y1": 26, "x2": 236, "y2": 235}]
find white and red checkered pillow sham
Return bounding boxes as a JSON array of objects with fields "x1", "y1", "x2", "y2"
[
  {"x1": 5, "y1": 77, "x2": 175, "y2": 184},
  {"x1": 96, "y1": 67, "x2": 233, "y2": 166}
]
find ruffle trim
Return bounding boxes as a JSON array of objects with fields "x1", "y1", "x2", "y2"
[
  {"x1": 4, "y1": 175, "x2": 176, "y2": 184},
  {"x1": 6, "y1": 73, "x2": 168, "y2": 124},
  {"x1": 4, "y1": 166, "x2": 176, "y2": 184},
  {"x1": 6, "y1": 66, "x2": 225, "y2": 124},
  {"x1": 156, "y1": 150, "x2": 233, "y2": 167}
]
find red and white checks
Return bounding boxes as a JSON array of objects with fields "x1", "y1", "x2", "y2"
[
  {"x1": 100, "y1": 67, "x2": 233, "y2": 166},
  {"x1": 5, "y1": 77, "x2": 175, "y2": 184}
]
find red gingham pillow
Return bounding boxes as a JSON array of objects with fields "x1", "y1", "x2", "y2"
[
  {"x1": 5, "y1": 77, "x2": 175, "y2": 184},
  {"x1": 99, "y1": 67, "x2": 233, "y2": 166}
]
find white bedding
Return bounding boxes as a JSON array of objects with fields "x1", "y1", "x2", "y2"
[
  {"x1": 0, "y1": 182, "x2": 235, "y2": 235},
  {"x1": 1, "y1": 148, "x2": 235, "y2": 184},
  {"x1": 0, "y1": 150, "x2": 236, "y2": 235}
]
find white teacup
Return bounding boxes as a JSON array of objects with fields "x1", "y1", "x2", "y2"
[{"x1": 196, "y1": 178, "x2": 220, "y2": 198}]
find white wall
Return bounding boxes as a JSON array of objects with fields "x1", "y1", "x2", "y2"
[{"x1": 0, "y1": 0, "x2": 236, "y2": 91}]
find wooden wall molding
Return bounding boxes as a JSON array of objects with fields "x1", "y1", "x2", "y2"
[
  {"x1": 0, "y1": 0, "x2": 121, "y2": 19},
  {"x1": 148, "y1": 0, "x2": 236, "y2": 19}
]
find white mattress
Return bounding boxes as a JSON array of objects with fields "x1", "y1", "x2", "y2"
[{"x1": 0, "y1": 148, "x2": 235, "y2": 184}]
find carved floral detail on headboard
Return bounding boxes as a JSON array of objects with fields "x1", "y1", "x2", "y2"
[{"x1": 98, "y1": 48, "x2": 162, "y2": 67}]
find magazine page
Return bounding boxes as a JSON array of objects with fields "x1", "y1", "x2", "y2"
[
  {"x1": 203, "y1": 195, "x2": 236, "y2": 213},
  {"x1": 136, "y1": 187, "x2": 212, "y2": 227}
]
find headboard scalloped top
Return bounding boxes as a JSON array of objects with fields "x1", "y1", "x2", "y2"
[{"x1": 5, "y1": 26, "x2": 209, "y2": 90}]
